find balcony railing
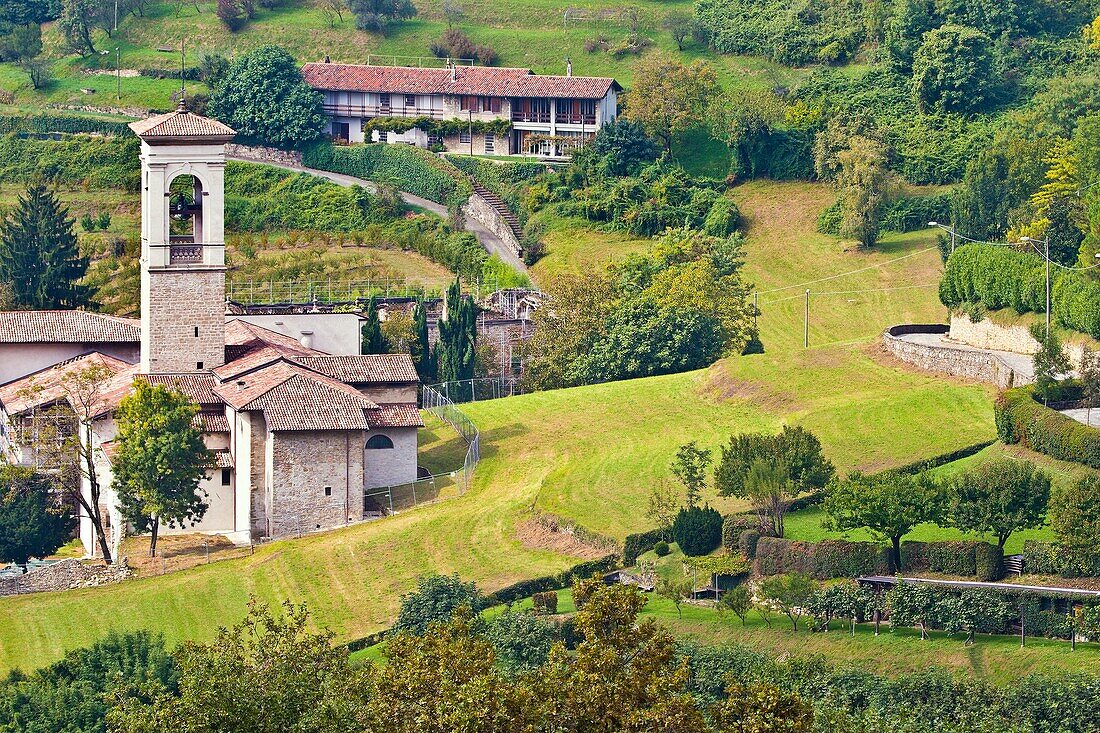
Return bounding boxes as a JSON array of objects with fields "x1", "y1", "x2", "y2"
[
  {"x1": 511, "y1": 111, "x2": 550, "y2": 123},
  {"x1": 511, "y1": 112, "x2": 596, "y2": 125},
  {"x1": 323, "y1": 103, "x2": 443, "y2": 119},
  {"x1": 170, "y1": 244, "x2": 203, "y2": 264},
  {"x1": 556, "y1": 113, "x2": 597, "y2": 125}
]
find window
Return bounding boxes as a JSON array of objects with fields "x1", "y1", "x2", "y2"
[
  {"x1": 379, "y1": 93, "x2": 391, "y2": 110},
  {"x1": 324, "y1": 486, "x2": 332, "y2": 496},
  {"x1": 460, "y1": 95, "x2": 474, "y2": 112},
  {"x1": 194, "y1": 326, "x2": 199, "y2": 337},
  {"x1": 221, "y1": 468, "x2": 231, "y2": 486},
  {"x1": 196, "y1": 361, "x2": 203, "y2": 370},
  {"x1": 460, "y1": 130, "x2": 472, "y2": 144},
  {"x1": 405, "y1": 94, "x2": 416, "y2": 108},
  {"x1": 484, "y1": 134, "x2": 494, "y2": 153},
  {"x1": 366, "y1": 434, "x2": 395, "y2": 449}
]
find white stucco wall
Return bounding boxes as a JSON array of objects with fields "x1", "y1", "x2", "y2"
[
  {"x1": 230, "y1": 313, "x2": 364, "y2": 355},
  {"x1": 364, "y1": 426, "x2": 418, "y2": 490}
]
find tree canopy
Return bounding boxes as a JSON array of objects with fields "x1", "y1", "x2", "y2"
[
  {"x1": 0, "y1": 466, "x2": 72, "y2": 571},
  {"x1": 947, "y1": 458, "x2": 1050, "y2": 547}
]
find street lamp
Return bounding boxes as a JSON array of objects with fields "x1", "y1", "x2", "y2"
[
  {"x1": 929, "y1": 221, "x2": 957, "y2": 254},
  {"x1": 1020, "y1": 236, "x2": 1051, "y2": 339}
]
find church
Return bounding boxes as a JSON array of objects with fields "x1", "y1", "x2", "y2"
[{"x1": 0, "y1": 104, "x2": 422, "y2": 559}]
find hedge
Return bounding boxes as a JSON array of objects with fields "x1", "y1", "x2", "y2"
[
  {"x1": 754, "y1": 537, "x2": 892, "y2": 579},
  {"x1": 366, "y1": 116, "x2": 512, "y2": 137},
  {"x1": 721, "y1": 515, "x2": 756, "y2": 550},
  {"x1": 890, "y1": 440, "x2": 997, "y2": 476},
  {"x1": 0, "y1": 112, "x2": 133, "y2": 137},
  {"x1": 738, "y1": 530, "x2": 761, "y2": 559},
  {"x1": 819, "y1": 192, "x2": 952, "y2": 235},
  {"x1": 483, "y1": 554, "x2": 619, "y2": 606},
  {"x1": 1022, "y1": 540, "x2": 1100, "y2": 578},
  {"x1": 302, "y1": 142, "x2": 472, "y2": 208},
  {"x1": 940, "y1": 244, "x2": 1100, "y2": 339},
  {"x1": 447, "y1": 154, "x2": 546, "y2": 224},
  {"x1": 996, "y1": 387, "x2": 1100, "y2": 469},
  {"x1": 623, "y1": 528, "x2": 666, "y2": 566},
  {"x1": 901, "y1": 540, "x2": 1004, "y2": 581}
]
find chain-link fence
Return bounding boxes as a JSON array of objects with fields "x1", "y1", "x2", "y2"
[{"x1": 429, "y1": 377, "x2": 523, "y2": 404}]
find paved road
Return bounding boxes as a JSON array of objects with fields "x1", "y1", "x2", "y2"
[
  {"x1": 226, "y1": 156, "x2": 528, "y2": 273},
  {"x1": 896, "y1": 331, "x2": 1035, "y2": 381}
]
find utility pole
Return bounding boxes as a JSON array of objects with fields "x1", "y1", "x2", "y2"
[
  {"x1": 116, "y1": 47, "x2": 121, "y2": 100},
  {"x1": 753, "y1": 291, "x2": 758, "y2": 330},
  {"x1": 468, "y1": 109, "x2": 473, "y2": 156},
  {"x1": 804, "y1": 289, "x2": 810, "y2": 348},
  {"x1": 1021, "y1": 236, "x2": 1051, "y2": 339}
]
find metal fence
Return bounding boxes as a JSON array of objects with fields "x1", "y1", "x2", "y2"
[
  {"x1": 429, "y1": 377, "x2": 523, "y2": 404},
  {"x1": 362, "y1": 383, "x2": 481, "y2": 516},
  {"x1": 226, "y1": 278, "x2": 514, "y2": 305}
]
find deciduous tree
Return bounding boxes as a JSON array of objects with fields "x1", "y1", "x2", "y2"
[
  {"x1": 711, "y1": 681, "x2": 813, "y2": 733},
  {"x1": 394, "y1": 573, "x2": 483, "y2": 635},
  {"x1": 759, "y1": 573, "x2": 816, "y2": 631},
  {"x1": 911, "y1": 24, "x2": 996, "y2": 114},
  {"x1": 661, "y1": 11, "x2": 694, "y2": 51},
  {"x1": 0, "y1": 183, "x2": 88, "y2": 309},
  {"x1": 112, "y1": 380, "x2": 213, "y2": 558},
  {"x1": 0, "y1": 466, "x2": 72, "y2": 573},
  {"x1": 948, "y1": 458, "x2": 1051, "y2": 548},
  {"x1": 1030, "y1": 323, "x2": 1070, "y2": 405},
  {"x1": 834, "y1": 136, "x2": 890, "y2": 249},
  {"x1": 346, "y1": 0, "x2": 416, "y2": 34},
  {"x1": 622, "y1": 54, "x2": 719, "y2": 151},
  {"x1": 671, "y1": 441, "x2": 711, "y2": 507},
  {"x1": 1049, "y1": 475, "x2": 1100, "y2": 572},
  {"x1": 656, "y1": 575, "x2": 693, "y2": 618},
  {"x1": 720, "y1": 584, "x2": 751, "y2": 626}
]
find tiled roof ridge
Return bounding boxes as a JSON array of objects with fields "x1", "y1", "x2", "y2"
[
  {"x1": 0, "y1": 310, "x2": 141, "y2": 344},
  {"x1": 128, "y1": 103, "x2": 236, "y2": 139}
]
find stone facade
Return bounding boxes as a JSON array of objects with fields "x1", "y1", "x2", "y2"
[
  {"x1": 223, "y1": 143, "x2": 304, "y2": 168},
  {"x1": 142, "y1": 268, "x2": 226, "y2": 372},
  {"x1": 883, "y1": 325, "x2": 1021, "y2": 388},
  {"x1": 442, "y1": 131, "x2": 511, "y2": 156},
  {"x1": 463, "y1": 193, "x2": 521, "y2": 255},
  {"x1": 268, "y1": 430, "x2": 365, "y2": 538},
  {"x1": 949, "y1": 313, "x2": 1099, "y2": 370},
  {"x1": 0, "y1": 558, "x2": 130, "y2": 597}
]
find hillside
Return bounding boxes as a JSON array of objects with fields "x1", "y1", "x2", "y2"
[{"x1": 0, "y1": 179, "x2": 997, "y2": 674}]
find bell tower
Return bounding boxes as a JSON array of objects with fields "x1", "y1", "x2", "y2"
[{"x1": 129, "y1": 103, "x2": 236, "y2": 374}]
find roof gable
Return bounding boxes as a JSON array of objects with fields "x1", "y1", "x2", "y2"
[
  {"x1": 0, "y1": 310, "x2": 140, "y2": 344},
  {"x1": 128, "y1": 103, "x2": 236, "y2": 141},
  {"x1": 0, "y1": 352, "x2": 135, "y2": 416}
]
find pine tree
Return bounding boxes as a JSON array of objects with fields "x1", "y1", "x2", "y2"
[
  {"x1": 361, "y1": 296, "x2": 388, "y2": 354},
  {"x1": 0, "y1": 183, "x2": 89, "y2": 309},
  {"x1": 413, "y1": 297, "x2": 436, "y2": 383},
  {"x1": 436, "y1": 278, "x2": 477, "y2": 384}
]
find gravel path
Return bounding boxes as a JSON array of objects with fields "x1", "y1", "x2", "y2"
[{"x1": 226, "y1": 156, "x2": 528, "y2": 273}]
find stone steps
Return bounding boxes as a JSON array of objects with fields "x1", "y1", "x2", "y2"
[{"x1": 471, "y1": 182, "x2": 522, "y2": 239}]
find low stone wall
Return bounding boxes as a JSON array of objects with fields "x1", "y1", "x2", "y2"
[
  {"x1": 463, "y1": 193, "x2": 522, "y2": 256},
  {"x1": 949, "y1": 313, "x2": 1094, "y2": 369},
  {"x1": 883, "y1": 324, "x2": 1020, "y2": 388},
  {"x1": 0, "y1": 558, "x2": 130, "y2": 597},
  {"x1": 224, "y1": 143, "x2": 304, "y2": 168}
]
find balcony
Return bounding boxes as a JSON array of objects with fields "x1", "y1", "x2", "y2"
[
  {"x1": 169, "y1": 244, "x2": 203, "y2": 264},
  {"x1": 556, "y1": 113, "x2": 597, "y2": 125},
  {"x1": 322, "y1": 102, "x2": 443, "y2": 119}
]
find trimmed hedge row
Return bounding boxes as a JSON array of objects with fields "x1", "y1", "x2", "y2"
[
  {"x1": 754, "y1": 536, "x2": 892, "y2": 579},
  {"x1": 0, "y1": 112, "x2": 133, "y2": 137},
  {"x1": 901, "y1": 540, "x2": 1003, "y2": 581},
  {"x1": 1022, "y1": 540, "x2": 1100, "y2": 578},
  {"x1": 302, "y1": 142, "x2": 473, "y2": 208},
  {"x1": 484, "y1": 554, "x2": 619, "y2": 606},
  {"x1": 623, "y1": 528, "x2": 666, "y2": 566},
  {"x1": 996, "y1": 387, "x2": 1100, "y2": 469},
  {"x1": 891, "y1": 440, "x2": 997, "y2": 476},
  {"x1": 940, "y1": 243, "x2": 1100, "y2": 339},
  {"x1": 721, "y1": 515, "x2": 756, "y2": 550}
]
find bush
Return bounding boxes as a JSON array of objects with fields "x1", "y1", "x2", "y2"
[
  {"x1": 483, "y1": 555, "x2": 618, "y2": 605},
  {"x1": 304, "y1": 142, "x2": 472, "y2": 208},
  {"x1": 996, "y1": 387, "x2": 1100, "y2": 469},
  {"x1": 532, "y1": 590, "x2": 559, "y2": 615},
  {"x1": 753, "y1": 536, "x2": 892, "y2": 579},
  {"x1": 722, "y1": 514, "x2": 756, "y2": 550},
  {"x1": 429, "y1": 29, "x2": 498, "y2": 65},
  {"x1": 623, "y1": 528, "x2": 665, "y2": 566},
  {"x1": 0, "y1": 112, "x2": 131, "y2": 137},
  {"x1": 900, "y1": 541, "x2": 1003, "y2": 580},
  {"x1": 393, "y1": 573, "x2": 483, "y2": 635},
  {"x1": 738, "y1": 529, "x2": 761, "y2": 559},
  {"x1": 1022, "y1": 540, "x2": 1100, "y2": 578},
  {"x1": 653, "y1": 541, "x2": 670, "y2": 557},
  {"x1": 671, "y1": 505, "x2": 723, "y2": 556}
]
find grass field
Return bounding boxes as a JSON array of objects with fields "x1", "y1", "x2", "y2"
[{"x1": 1, "y1": 0, "x2": 816, "y2": 111}]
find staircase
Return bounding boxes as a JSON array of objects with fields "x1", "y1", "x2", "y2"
[
  {"x1": 471, "y1": 182, "x2": 523, "y2": 241},
  {"x1": 1004, "y1": 554, "x2": 1024, "y2": 575}
]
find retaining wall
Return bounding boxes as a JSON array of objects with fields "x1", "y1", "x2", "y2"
[
  {"x1": 462, "y1": 193, "x2": 522, "y2": 256},
  {"x1": 883, "y1": 324, "x2": 1021, "y2": 388},
  {"x1": 224, "y1": 143, "x2": 304, "y2": 168},
  {"x1": 949, "y1": 313, "x2": 1094, "y2": 369},
  {"x1": 0, "y1": 558, "x2": 130, "y2": 597}
]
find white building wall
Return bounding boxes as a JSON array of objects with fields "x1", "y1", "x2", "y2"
[
  {"x1": 230, "y1": 313, "x2": 364, "y2": 355},
  {"x1": 364, "y1": 426, "x2": 418, "y2": 490},
  {"x1": 0, "y1": 342, "x2": 139, "y2": 385}
]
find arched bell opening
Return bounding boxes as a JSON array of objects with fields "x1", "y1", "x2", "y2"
[{"x1": 166, "y1": 173, "x2": 206, "y2": 245}]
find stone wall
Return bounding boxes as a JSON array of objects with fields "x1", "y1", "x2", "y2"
[
  {"x1": 268, "y1": 430, "x2": 365, "y2": 538},
  {"x1": 883, "y1": 325, "x2": 1020, "y2": 388},
  {"x1": 143, "y1": 268, "x2": 226, "y2": 373},
  {"x1": 462, "y1": 193, "x2": 521, "y2": 255},
  {"x1": 0, "y1": 559, "x2": 130, "y2": 597},
  {"x1": 224, "y1": 144, "x2": 304, "y2": 168},
  {"x1": 949, "y1": 313, "x2": 1094, "y2": 369}
]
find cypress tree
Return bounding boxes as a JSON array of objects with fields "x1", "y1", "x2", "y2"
[
  {"x1": 413, "y1": 297, "x2": 435, "y2": 382},
  {"x1": 436, "y1": 277, "x2": 477, "y2": 384},
  {"x1": 361, "y1": 295, "x2": 388, "y2": 354},
  {"x1": 0, "y1": 183, "x2": 89, "y2": 309}
]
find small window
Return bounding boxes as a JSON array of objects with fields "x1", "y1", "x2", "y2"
[
  {"x1": 194, "y1": 326, "x2": 199, "y2": 337},
  {"x1": 196, "y1": 361, "x2": 203, "y2": 370},
  {"x1": 405, "y1": 94, "x2": 416, "y2": 108},
  {"x1": 366, "y1": 435, "x2": 395, "y2": 449},
  {"x1": 460, "y1": 130, "x2": 471, "y2": 144},
  {"x1": 221, "y1": 468, "x2": 231, "y2": 486},
  {"x1": 484, "y1": 134, "x2": 494, "y2": 153},
  {"x1": 324, "y1": 486, "x2": 332, "y2": 496},
  {"x1": 379, "y1": 93, "x2": 391, "y2": 109}
]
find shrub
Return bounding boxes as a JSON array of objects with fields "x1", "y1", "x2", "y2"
[
  {"x1": 484, "y1": 555, "x2": 618, "y2": 605},
  {"x1": 653, "y1": 540, "x2": 671, "y2": 557},
  {"x1": 671, "y1": 505, "x2": 723, "y2": 556},
  {"x1": 753, "y1": 536, "x2": 892, "y2": 579},
  {"x1": 995, "y1": 387, "x2": 1100, "y2": 469},
  {"x1": 304, "y1": 142, "x2": 472, "y2": 208},
  {"x1": 623, "y1": 528, "x2": 665, "y2": 566},
  {"x1": 393, "y1": 573, "x2": 483, "y2": 636},
  {"x1": 216, "y1": 0, "x2": 249, "y2": 31},
  {"x1": 900, "y1": 541, "x2": 1003, "y2": 580},
  {"x1": 532, "y1": 590, "x2": 558, "y2": 615},
  {"x1": 95, "y1": 211, "x2": 111, "y2": 230},
  {"x1": 80, "y1": 213, "x2": 96, "y2": 232},
  {"x1": 738, "y1": 529, "x2": 761, "y2": 559},
  {"x1": 722, "y1": 514, "x2": 756, "y2": 550}
]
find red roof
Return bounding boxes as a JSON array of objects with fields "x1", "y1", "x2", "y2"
[
  {"x1": 129, "y1": 103, "x2": 236, "y2": 141},
  {"x1": 0, "y1": 310, "x2": 139, "y2": 344},
  {"x1": 301, "y1": 62, "x2": 618, "y2": 100},
  {"x1": 0, "y1": 352, "x2": 137, "y2": 418}
]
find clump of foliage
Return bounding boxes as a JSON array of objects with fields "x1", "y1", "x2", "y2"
[
  {"x1": 0, "y1": 466, "x2": 73, "y2": 572},
  {"x1": 946, "y1": 458, "x2": 1050, "y2": 549},
  {"x1": 671, "y1": 504, "x2": 723, "y2": 556},
  {"x1": 429, "y1": 28, "x2": 497, "y2": 65},
  {"x1": 347, "y1": 0, "x2": 416, "y2": 34},
  {"x1": 393, "y1": 572, "x2": 483, "y2": 635}
]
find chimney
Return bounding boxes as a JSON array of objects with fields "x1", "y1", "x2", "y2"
[
  {"x1": 566, "y1": 58, "x2": 572, "y2": 77},
  {"x1": 236, "y1": 380, "x2": 246, "y2": 389},
  {"x1": 451, "y1": 62, "x2": 457, "y2": 82}
]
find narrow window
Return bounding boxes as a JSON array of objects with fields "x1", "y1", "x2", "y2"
[
  {"x1": 460, "y1": 130, "x2": 471, "y2": 144},
  {"x1": 484, "y1": 134, "x2": 494, "y2": 153},
  {"x1": 194, "y1": 326, "x2": 199, "y2": 337},
  {"x1": 405, "y1": 94, "x2": 415, "y2": 108},
  {"x1": 196, "y1": 361, "x2": 203, "y2": 370},
  {"x1": 221, "y1": 468, "x2": 231, "y2": 486},
  {"x1": 324, "y1": 486, "x2": 332, "y2": 496}
]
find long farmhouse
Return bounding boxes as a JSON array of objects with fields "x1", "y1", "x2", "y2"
[
  {"x1": 0, "y1": 104, "x2": 423, "y2": 560},
  {"x1": 301, "y1": 61, "x2": 621, "y2": 156}
]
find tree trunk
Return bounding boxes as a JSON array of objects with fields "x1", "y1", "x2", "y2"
[
  {"x1": 998, "y1": 534, "x2": 1009, "y2": 549},
  {"x1": 891, "y1": 536, "x2": 902, "y2": 573},
  {"x1": 149, "y1": 519, "x2": 160, "y2": 558},
  {"x1": 80, "y1": 434, "x2": 113, "y2": 565}
]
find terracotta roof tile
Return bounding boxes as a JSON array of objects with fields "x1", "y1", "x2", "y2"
[
  {"x1": 294, "y1": 354, "x2": 419, "y2": 384},
  {"x1": 366, "y1": 403, "x2": 423, "y2": 428},
  {"x1": 0, "y1": 310, "x2": 139, "y2": 344},
  {"x1": 196, "y1": 411, "x2": 230, "y2": 433},
  {"x1": 129, "y1": 105, "x2": 236, "y2": 140},
  {"x1": 143, "y1": 373, "x2": 221, "y2": 407},
  {"x1": 0, "y1": 352, "x2": 135, "y2": 417},
  {"x1": 301, "y1": 62, "x2": 618, "y2": 99}
]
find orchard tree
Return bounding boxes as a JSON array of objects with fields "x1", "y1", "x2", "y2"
[
  {"x1": 720, "y1": 584, "x2": 751, "y2": 626},
  {"x1": 656, "y1": 575, "x2": 693, "y2": 618},
  {"x1": 671, "y1": 441, "x2": 711, "y2": 507},
  {"x1": 0, "y1": 467, "x2": 72, "y2": 573},
  {"x1": 1049, "y1": 475, "x2": 1100, "y2": 571},
  {"x1": 1030, "y1": 323, "x2": 1070, "y2": 405},
  {"x1": 112, "y1": 380, "x2": 213, "y2": 557},
  {"x1": 346, "y1": 0, "x2": 416, "y2": 34},
  {"x1": 56, "y1": 0, "x2": 97, "y2": 55},
  {"x1": 208, "y1": 45, "x2": 326, "y2": 149},
  {"x1": 824, "y1": 471, "x2": 944, "y2": 570},
  {"x1": 759, "y1": 573, "x2": 816, "y2": 631},
  {"x1": 911, "y1": 24, "x2": 996, "y2": 114},
  {"x1": 886, "y1": 580, "x2": 939, "y2": 639},
  {"x1": 647, "y1": 480, "x2": 679, "y2": 538},
  {"x1": 661, "y1": 11, "x2": 694, "y2": 51},
  {"x1": 712, "y1": 681, "x2": 813, "y2": 733},
  {"x1": 834, "y1": 136, "x2": 890, "y2": 249},
  {"x1": 481, "y1": 607, "x2": 556, "y2": 675},
  {"x1": 948, "y1": 458, "x2": 1050, "y2": 548},
  {"x1": 393, "y1": 572, "x2": 483, "y2": 635},
  {"x1": 0, "y1": 183, "x2": 89, "y2": 309},
  {"x1": 622, "y1": 54, "x2": 719, "y2": 151}
]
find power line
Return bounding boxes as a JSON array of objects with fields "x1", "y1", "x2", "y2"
[
  {"x1": 756, "y1": 247, "x2": 939, "y2": 295},
  {"x1": 759, "y1": 282, "x2": 939, "y2": 306}
]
